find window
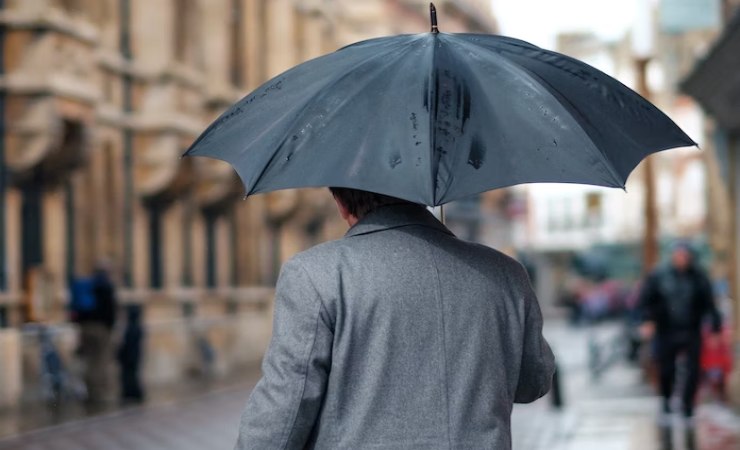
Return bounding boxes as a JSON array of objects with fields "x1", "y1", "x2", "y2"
[
  {"x1": 586, "y1": 192, "x2": 603, "y2": 227},
  {"x1": 182, "y1": 196, "x2": 194, "y2": 287},
  {"x1": 204, "y1": 212, "x2": 217, "y2": 288},
  {"x1": 148, "y1": 205, "x2": 163, "y2": 289},
  {"x1": 21, "y1": 172, "x2": 44, "y2": 277},
  {"x1": 229, "y1": 207, "x2": 238, "y2": 286}
]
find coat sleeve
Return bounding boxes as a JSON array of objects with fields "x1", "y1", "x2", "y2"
[
  {"x1": 514, "y1": 267, "x2": 556, "y2": 404},
  {"x1": 235, "y1": 258, "x2": 333, "y2": 450},
  {"x1": 637, "y1": 273, "x2": 659, "y2": 323},
  {"x1": 698, "y1": 272, "x2": 722, "y2": 333}
]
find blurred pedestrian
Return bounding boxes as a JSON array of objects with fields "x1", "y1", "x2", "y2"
[
  {"x1": 72, "y1": 260, "x2": 117, "y2": 406},
  {"x1": 117, "y1": 304, "x2": 145, "y2": 403},
  {"x1": 638, "y1": 242, "x2": 721, "y2": 421},
  {"x1": 235, "y1": 188, "x2": 555, "y2": 449}
]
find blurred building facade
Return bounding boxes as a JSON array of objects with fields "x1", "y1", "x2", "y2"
[
  {"x1": 0, "y1": 0, "x2": 496, "y2": 409},
  {"x1": 684, "y1": 2, "x2": 740, "y2": 404},
  {"x1": 512, "y1": 4, "x2": 730, "y2": 312}
]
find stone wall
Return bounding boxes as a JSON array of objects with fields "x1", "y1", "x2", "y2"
[{"x1": 0, "y1": 289, "x2": 273, "y2": 410}]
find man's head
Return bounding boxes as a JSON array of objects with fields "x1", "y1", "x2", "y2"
[
  {"x1": 329, "y1": 187, "x2": 420, "y2": 226},
  {"x1": 670, "y1": 242, "x2": 693, "y2": 272}
]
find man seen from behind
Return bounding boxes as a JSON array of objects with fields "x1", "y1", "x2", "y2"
[{"x1": 236, "y1": 188, "x2": 555, "y2": 449}]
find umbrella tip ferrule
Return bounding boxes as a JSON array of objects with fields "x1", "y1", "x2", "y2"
[{"x1": 430, "y1": 3, "x2": 439, "y2": 34}]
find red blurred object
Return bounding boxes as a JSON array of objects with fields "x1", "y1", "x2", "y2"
[
  {"x1": 701, "y1": 327, "x2": 732, "y2": 373},
  {"x1": 701, "y1": 326, "x2": 733, "y2": 402}
]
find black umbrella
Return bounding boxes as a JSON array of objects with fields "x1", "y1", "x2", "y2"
[{"x1": 185, "y1": 4, "x2": 693, "y2": 206}]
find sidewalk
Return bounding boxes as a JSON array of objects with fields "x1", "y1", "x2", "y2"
[
  {"x1": 0, "y1": 366, "x2": 262, "y2": 440},
  {"x1": 1, "y1": 320, "x2": 738, "y2": 449},
  {"x1": 511, "y1": 320, "x2": 740, "y2": 450},
  {"x1": 0, "y1": 384, "x2": 253, "y2": 450}
]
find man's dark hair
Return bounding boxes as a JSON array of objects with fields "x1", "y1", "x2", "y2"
[{"x1": 329, "y1": 187, "x2": 420, "y2": 219}]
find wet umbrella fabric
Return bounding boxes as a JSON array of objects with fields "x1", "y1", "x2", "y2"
[{"x1": 185, "y1": 32, "x2": 694, "y2": 206}]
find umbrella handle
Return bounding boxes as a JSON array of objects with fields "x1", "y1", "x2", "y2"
[{"x1": 430, "y1": 3, "x2": 439, "y2": 34}]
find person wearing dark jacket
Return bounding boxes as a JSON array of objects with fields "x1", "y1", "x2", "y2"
[
  {"x1": 77, "y1": 261, "x2": 118, "y2": 405},
  {"x1": 639, "y1": 243, "x2": 721, "y2": 420},
  {"x1": 118, "y1": 304, "x2": 145, "y2": 403}
]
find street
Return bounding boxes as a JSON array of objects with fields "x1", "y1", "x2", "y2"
[{"x1": 1, "y1": 320, "x2": 738, "y2": 450}]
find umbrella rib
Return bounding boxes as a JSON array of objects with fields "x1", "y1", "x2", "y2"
[
  {"x1": 463, "y1": 37, "x2": 687, "y2": 186},
  {"x1": 520, "y1": 68, "x2": 626, "y2": 188},
  {"x1": 428, "y1": 35, "x2": 441, "y2": 205},
  {"x1": 460, "y1": 39, "x2": 627, "y2": 189},
  {"x1": 246, "y1": 45, "x2": 414, "y2": 194}
]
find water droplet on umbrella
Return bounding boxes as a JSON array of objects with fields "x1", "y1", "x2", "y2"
[
  {"x1": 467, "y1": 136, "x2": 485, "y2": 170},
  {"x1": 389, "y1": 155, "x2": 402, "y2": 168}
]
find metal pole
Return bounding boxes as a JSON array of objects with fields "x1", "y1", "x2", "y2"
[
  {"x1": 0, "y1": 9, "x2": 7, "y2": 293},
  {"x1": 121, "y1": 0, "x2": 134, "y2": 288},
  {"x1": 430, "y1": 3, "x2": 439, "y2": 34},
  {"x1": 635, "y1": 57, "x2": 659, "y2": 272}
]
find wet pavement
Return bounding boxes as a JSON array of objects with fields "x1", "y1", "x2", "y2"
[
  {"x1": 511, "y1": 321, "x2": 740, "y2": 450},
  {"x1": 0, "y1": 385, "x2": 253, "y2": 450},
  {"x1": 0, "y1": 320, "x2": 738, "y2": 449}
]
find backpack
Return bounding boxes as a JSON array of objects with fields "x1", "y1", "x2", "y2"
[{"x1": 69, "y1": 277, "x2": 97, "y2": 314}]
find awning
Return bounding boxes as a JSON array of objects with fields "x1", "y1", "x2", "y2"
[{"x1": 682, "y1": 11, "x2": 740, "y2": 132}]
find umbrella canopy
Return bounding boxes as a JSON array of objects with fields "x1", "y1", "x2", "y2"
[{"x1": 185, "y1": 5, "x2": 694, "y2": 206}]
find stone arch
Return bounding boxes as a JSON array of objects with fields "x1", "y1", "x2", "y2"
[
  {"x1": 135, "y1": 133, "x2": 194, "y2": 204},
  {"x1": 9, "y1": 112, "x2": 91, "y2": 189}
]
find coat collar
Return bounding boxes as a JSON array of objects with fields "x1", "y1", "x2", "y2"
[{"x1": 345, "y1": 204, "x2": 454, "y2": 238}]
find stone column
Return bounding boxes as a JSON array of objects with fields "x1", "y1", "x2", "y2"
[
  {"x1": 234, "y1": 196, "x2": 266, "y2": 285},
  {"x1": 244, "y1": 0, "x2": 267, "y2": 88},
  {"x1": 216, "y1": 214, "x2": 231, "y2": 288},
  {"x1": 191, "y1": 212, "x2": 206, "y2": 288},
  {"x1": 0, "y1": 328, "x2": 21, "y2": 408},
  {"x1": 265, "y1": 0, "x2": 297, "y2": 77},
  {"x1": 132, "y1": 202, "x2": 150, "y2": 290}
]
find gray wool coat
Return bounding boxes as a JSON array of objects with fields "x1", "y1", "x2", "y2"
[{"x1": 235, "y1": 205, "x2": 555, "y2": 450}]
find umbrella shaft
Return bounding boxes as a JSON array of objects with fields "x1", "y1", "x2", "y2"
[{"x1": 430, "y1": 3, "x2": 439, "y2": 33}]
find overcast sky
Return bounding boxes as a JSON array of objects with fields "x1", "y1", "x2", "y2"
[{"x1": 492, "y1": 0, "x2": 640, "y2": 50}]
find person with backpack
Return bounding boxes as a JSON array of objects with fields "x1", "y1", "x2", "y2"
[{"x1": 70, "y1": 260, "x2": 117, "y2": 406}]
